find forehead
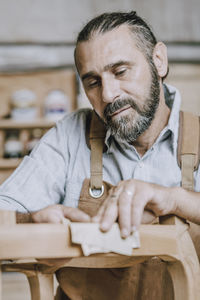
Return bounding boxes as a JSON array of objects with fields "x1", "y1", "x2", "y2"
[{"x1": 76, "y1": 25, "x2": 144, "y2": 75}]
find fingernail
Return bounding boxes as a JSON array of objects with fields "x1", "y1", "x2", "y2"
[
  {"x1": 100, "y1": 222, "x2": 109, "y2": 231},
  {"x1": 121, "y1": 228, "x2": 128, "y2": 238}
]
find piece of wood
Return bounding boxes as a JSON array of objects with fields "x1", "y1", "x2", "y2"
[
  {"x1": 0, "y1": 158, "x2": 22, "y2": 168},
  {"x1": 0, "y1": 131, "x2": 5, "y2": 158},
  {"x1": 0, "y1": 220, "x2": 194, "y2": 269},
  {"x1": 0, "y1": 118, "x2": 54, "y2": 130},
  {"x1": 1, "y1": 232, "x2": 200, "y2": 300},
  {"x1": 0, "y1": 218, "x2": 200, "y2": 299},
  {"x1": 0, "y1": 223, "x2": 182, "y2": 262},
  {"x1": 167, "y1": 226, "x2": 200, "y2": 300},
  {"x1": 27, "y1": 272, "x2": 54, "y2": 300},
  {"x1": 0, "y1": 266, "x2": 2, "y2": 300},
  {"x1": 0, "y1": 210, "x2": 16, "y2": 225}
]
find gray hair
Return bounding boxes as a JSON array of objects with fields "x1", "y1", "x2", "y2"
[{"x1": 75, "y1": 11, "x2": 157, "y2": 66}]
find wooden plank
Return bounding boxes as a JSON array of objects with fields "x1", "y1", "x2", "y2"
[
  {"x1": 0, "y1": 119, "x2": 54, "y2": 129},
  {"x1": 0, "y1": 210, "x2": 16, "y2": 225},
  {"x1": 0, "y1": 131, "x2": 5, "y2": 158},
  {"x1": 0, "y1": 158, "x2": 22, "y2": 169},
  {"x1": 1, "y1": 222, "x2": 199, "y2": 299},
  {"x1": 0, "y1": 223, "x2": 183, "y2": 261},
  {"x1": 0, "y1": 211, "x2": 199, "y2": 299},
  {"x1": 27, "y1": 273, "x2": 54, "y2": 300},
  {"x1": 167, "y1": 223, "x2": 200, "y2": 300},
  {"x1": 0, "y1": 220, "x2": 199, "y2": 299},
  {"x1": 0, "y1": 266, "x2": 2, "y2": 300},
  {"x1": 0, "y1": 223, "x2": 81, "y2": 259}
]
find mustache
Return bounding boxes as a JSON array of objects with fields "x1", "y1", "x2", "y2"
[{"x1": 104, "y1": 98, "x2": 143, "y2": 120}]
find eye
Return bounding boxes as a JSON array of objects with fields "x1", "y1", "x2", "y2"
[
  {"x1": 115, "y1": 68, "x2": 127, "y2": 77},
  {"x1": 87, "y1": 79, "x2": 101, "y2": 89}
]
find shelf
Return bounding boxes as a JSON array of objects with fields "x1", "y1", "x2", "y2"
[
  {"x1": 0, "y1": 158, "x2": 22, "y2": 169},
  {"x1": 0, "y1": 118, "x2": 55, "y2": 129}
]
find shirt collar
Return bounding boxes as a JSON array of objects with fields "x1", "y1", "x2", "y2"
[{"x1": 161, "y1": 83, "x2": 181, "y2": 152}]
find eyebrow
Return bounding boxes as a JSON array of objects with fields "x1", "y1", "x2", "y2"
[
  {"x1": 81, "y1": 60, "x2": 133, "y2": 82},
  {"x1": 81, "y1": 71, "x2": 97, "y2": 82},
  {"x1": 104, "y1": 60, "x2": 133, "y2": 71}
]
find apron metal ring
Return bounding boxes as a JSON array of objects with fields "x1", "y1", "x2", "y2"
[{"x1": 89, "y1": 185, "x2": 104, "y2": 198}]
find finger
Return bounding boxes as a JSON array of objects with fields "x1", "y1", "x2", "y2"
[
  {"x1": 92, "y1": 186, "x2": 120, "y2": 223},
  {"x1": 91, "y1": 201, "x2": 107, "y2": 223},
  {"x1": 62, "y1": 207, "x2": 91, "y2": 222},
  {"x1": 131, "y1": 196, "x2": 146, "y2": 231},
  {"x1": 47, "y1": 209, "x2": 64, "y2": 223},
  {"x1": 100, "y1": 194, "x2": 119, "y2": 232},
  {"x1": 118, "y1": 190, "x2": 133, "y2": 238}
]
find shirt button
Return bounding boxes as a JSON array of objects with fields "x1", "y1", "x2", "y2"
[{"x1": 138, "y1": 162, "x2": 144, "y2": 168}]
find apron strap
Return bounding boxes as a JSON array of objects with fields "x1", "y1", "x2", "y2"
[
  {"x1": 88, "y1": 110, "x2": 200, "y2": 193},
  {"x1": 89, "y1": 110, "x2": 106, "y2": 193},
  {"x1": 178, "y1": 111, "x2": 200, "y2": 190}
]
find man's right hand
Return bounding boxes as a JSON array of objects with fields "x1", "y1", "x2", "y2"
[{"x1": 31, "y1": 204, "x2": 91, "y2": 224}]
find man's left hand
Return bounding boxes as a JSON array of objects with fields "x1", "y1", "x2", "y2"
[{"x1": 92, "y1": 179, "x2": 176, "y2": 238}]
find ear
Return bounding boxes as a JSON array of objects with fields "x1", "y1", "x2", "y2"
[{"x1": 153, "y1": 42, "x2": 168, "y2": 78}]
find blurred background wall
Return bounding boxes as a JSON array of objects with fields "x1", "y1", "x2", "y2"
[{"x1": 0, "y1": 0, "x2": 199, "y2": 112}]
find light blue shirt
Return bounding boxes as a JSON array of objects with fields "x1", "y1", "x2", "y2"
[{"x1": 0, "y1": 84, "x2": 199, "y2": 212}]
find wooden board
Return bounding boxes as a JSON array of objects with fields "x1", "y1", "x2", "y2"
[{"x1": 0, "y1": 209, "x2": 199, "y2": 300}]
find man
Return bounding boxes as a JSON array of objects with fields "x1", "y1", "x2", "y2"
[{"x1": 0, "y1": 11, "x2": 200, "y2": 299}]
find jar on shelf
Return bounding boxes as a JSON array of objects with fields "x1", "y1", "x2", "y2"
[
  {"x1": 11, "y1": 89, "x2": 37, "y2": 121},
  {"x1": 44, "y1": 90, "x2": 69, "y2": 122},
  {"x1": 4, "y1": 131, "x2": 23, "y2": 158}
]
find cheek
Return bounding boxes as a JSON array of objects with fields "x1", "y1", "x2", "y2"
[
  {"x1": 122, "y1": 66, "x2": 152, "y2": 100},
  {"x1": 135, "y1": 68, "x2": 152, "y2": 95},
  {"x1": 123, "y1": 80, "x2": 151, "y2": 101}
]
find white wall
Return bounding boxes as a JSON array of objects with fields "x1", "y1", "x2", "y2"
[
  {"x1": 0, "y1": 0, "x2": 199, "y2": 43},
  {"x1": 0, "y1": 0, "x2": 199, "y2": 71}
]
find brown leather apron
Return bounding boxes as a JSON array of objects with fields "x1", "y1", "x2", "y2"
[
  {"x1": 56, "y1": 110, "x2": 200, "y2": 300},
  {"x1": 57, "y1": 179, "x2": 174, "y2": 300}
]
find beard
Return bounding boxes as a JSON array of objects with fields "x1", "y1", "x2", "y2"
[{"x1": 103, "y1": 64, "x2": 160, "y2": 143}]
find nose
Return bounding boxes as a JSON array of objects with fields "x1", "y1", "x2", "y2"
[{"x1": 101, "y1": 76, "x2": 120, "y2": 103}]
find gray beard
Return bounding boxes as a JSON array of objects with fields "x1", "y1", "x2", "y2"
[{"x1": 104, "y1": 66, "x2": 160, "y2": 143}]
